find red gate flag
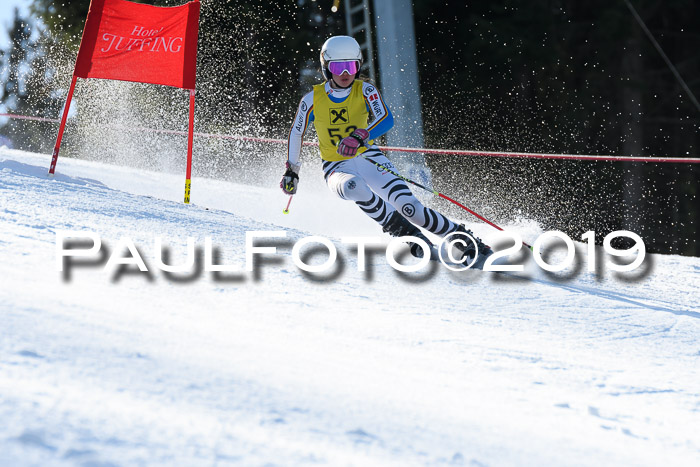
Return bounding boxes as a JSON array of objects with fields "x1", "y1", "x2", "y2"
[
  {"x1": 74, "y1": 0, "x2": 200, "y2": 89},
  {"x1": 51, "y1": 0, "x2": 201, "y2": 203}
]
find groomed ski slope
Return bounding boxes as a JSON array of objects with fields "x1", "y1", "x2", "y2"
[{"x1": 1, "y1": 148, "x2": 699, "y2": 466}]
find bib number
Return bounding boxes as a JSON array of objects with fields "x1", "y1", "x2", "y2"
[{"x1": 328, "y1": 125, "x2": 358, "y2": 145}]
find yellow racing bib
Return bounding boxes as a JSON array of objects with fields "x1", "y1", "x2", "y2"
[{"x1": 313, "y1": 81, "x2": 373, "y2": 161}]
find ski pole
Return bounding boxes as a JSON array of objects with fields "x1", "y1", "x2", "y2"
[
  {"x1": 360, "y1": 153, "x2": 533, "y2": 249},
  {"x1": 283, "y1": 195, "x2": 293, "y2": 214}
]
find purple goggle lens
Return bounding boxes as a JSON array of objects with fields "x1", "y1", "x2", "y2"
[{"x1": 328, "y1": 60, "x2": 359, "y2": 76}]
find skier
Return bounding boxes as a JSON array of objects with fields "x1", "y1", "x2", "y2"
[{"x1": 280, "y1": 35, "x2": 492, "y2": 266}]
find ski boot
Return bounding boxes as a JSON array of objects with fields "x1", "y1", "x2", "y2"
[
  {"x1": 382, "y1": 211, "x2": 434, "y2": 259},
  {"x1": 450, "y1": 224, "x2": 493, "y2": 269}
]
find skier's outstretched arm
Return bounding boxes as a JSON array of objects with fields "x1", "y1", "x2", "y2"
[{"x1": 281, "y1": 91, "x2": 314, "y2": 195}]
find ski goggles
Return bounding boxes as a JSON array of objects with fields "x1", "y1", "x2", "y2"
[{"x1": 328, "y1": 60, "x2": 360, "y2": 76}]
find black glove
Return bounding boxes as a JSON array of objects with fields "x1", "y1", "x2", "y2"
[{"x1": 280, "y1": 162, "x2": 299, "y2": 195}]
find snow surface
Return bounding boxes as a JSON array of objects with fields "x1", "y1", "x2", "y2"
[{"x1": 1, "y1": 148, "x2": 699, "y2": 466}]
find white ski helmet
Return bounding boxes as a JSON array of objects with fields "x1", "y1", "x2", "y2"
[{"x1": 320, "y1": 35, "x2": 363, "y2": 80}]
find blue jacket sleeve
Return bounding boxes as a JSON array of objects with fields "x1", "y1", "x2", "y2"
[{"x1": 362, "y1": 82, "x2": 394, "y2": 140}]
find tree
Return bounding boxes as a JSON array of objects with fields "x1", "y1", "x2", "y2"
[
  {"x1": 1, "y1": 9, "x2": 31, "y2": 114},
  {"x1": 0, "y1": 9, "x2": 64, "y2": 152}
]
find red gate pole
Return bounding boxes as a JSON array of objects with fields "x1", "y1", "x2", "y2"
[
  {"x1": 184, "y1": 88, "x2": 195, "y2": 204},
  {"x1": 49, "y1": 75, "x2": 78, "y2": 175}
]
